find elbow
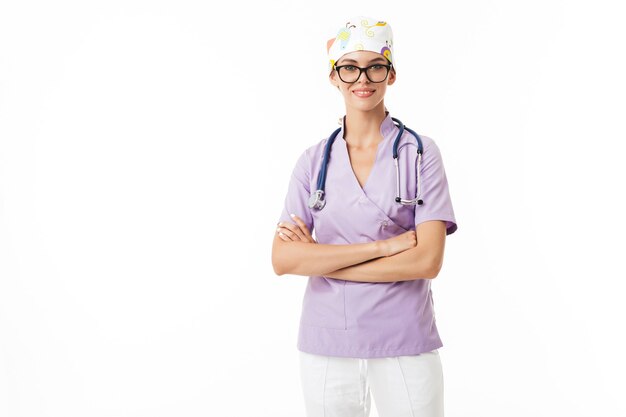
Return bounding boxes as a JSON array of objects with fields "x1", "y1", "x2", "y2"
[
  {"x1": 428, "y1": 268, "x2": 440, "y2": 279},
  {"x1": 428, "y1": 256, "x2": 444, "y2": 279},
  {"x1": 272, "y1": 247, "x2": 294, "y2": 276},
  {"x1": 273, "y1": 264, "x2": 285, "y2": 276},
  {"x1": 412, "y1": 254, "x2": 442, "y2": 280},
  {"x1": 273, "y1": 264, "x2": 287, "y2": 277},
  {"x1": 272, "y1": 254, "x2": 287, "y2": 276},
  {"x1": 272, "y1": 239, "x2": 291, "y2": 276}
]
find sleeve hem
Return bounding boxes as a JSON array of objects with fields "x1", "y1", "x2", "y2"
[{"x1": 415, "y1": 215, "x2": 458, "y2": 235}]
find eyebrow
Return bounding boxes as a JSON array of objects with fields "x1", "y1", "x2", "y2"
[{"x1": 338, "y1": 57, "x2": 388, "y2": 64}]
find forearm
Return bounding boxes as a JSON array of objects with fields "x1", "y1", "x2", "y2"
[
  {"x1": 273, "y1": 240, "x2": 385, "y2": 277},
  {"x1": 323, "y1": 244, "x2": 436, "y2": 283}
]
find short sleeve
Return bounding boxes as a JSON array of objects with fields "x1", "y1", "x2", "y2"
[
  {"x1": 277, "y1": 150, "x2": 314, "y2": 232},
  {"x1": 414, "y1": 140, "x2": 458, "y2": 235}
]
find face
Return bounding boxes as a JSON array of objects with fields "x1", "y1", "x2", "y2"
[{"x1": 329, "y1": 50, "x2": 396, "y2": 112}]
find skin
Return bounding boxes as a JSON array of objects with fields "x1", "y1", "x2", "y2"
[{"x1": 271, "y1": 50, "x2": 447, "y2": 282}]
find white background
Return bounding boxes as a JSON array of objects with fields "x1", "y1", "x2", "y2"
[{"x1": 1, "y1": 1, "x2": 625, "y2": 416}]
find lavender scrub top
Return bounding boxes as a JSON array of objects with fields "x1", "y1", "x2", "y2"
[{"x1": 277, "y1": 111, "x2": 458, "y2": 359}]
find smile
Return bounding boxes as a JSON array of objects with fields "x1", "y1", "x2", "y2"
[{"x1": 352, "y1": 90, "x2": 375, "y2": 98}]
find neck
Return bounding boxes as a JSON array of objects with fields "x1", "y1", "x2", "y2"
[{"x1": 343, "y1": 103, "x2": 388, "y2": 149}]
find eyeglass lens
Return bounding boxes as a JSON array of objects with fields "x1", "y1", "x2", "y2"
[{"x1": 337, "y1": 65, "x2": 390, "y2": 83}]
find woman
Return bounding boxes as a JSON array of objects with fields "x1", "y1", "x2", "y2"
[{"x1": 271, "y1": 16, "x2": 458, "y2": 417}]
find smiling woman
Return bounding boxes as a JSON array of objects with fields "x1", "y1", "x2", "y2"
[
  {"x1": 271, "y1": 15, "x2": 457, "y2": 417},
  {"x1": 329, "y1": 50, "x2": 396, "y2": 115}
]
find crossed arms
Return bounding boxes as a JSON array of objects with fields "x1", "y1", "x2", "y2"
[{"x1": 271, "y1": 215, "x2": 447, "y2": 282}]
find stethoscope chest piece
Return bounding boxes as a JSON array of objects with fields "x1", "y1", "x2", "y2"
[{"x1": 308, "y1": 190, "x2": 326, "y2": 210}]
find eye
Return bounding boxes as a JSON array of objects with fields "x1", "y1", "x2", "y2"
[
  {"x1": 344, "y1": 65, "x2": 358, "y2": 71},
  {"x1": 371, "y1": 65, "x2": 384, "y2": 70}
]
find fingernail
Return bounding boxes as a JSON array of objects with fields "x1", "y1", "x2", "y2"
[
  {"x1": 276, "y1": 228, "x2": 280, "y2": 232},
  {"x1": 290, "y1": 213, "x2": 296, "y2": 218}
]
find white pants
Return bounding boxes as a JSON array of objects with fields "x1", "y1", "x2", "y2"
[{"x1": 299, "y1": 349, "x2": 444, "y2": 417}]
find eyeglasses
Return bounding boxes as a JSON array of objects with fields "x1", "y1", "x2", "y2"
[{"x1": 333, "y1": 63, "x2": 392, "y2": 83}]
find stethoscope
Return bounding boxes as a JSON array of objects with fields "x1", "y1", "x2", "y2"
[{"x1": 308, "y1": 117, "x2": 424, "y2": 210}]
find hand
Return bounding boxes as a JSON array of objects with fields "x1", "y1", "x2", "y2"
[
  {"x1": 379, "y1": 230, "x2": 417, "y2": 257},
  {"x1": 276, "y1": 215, "x2": 317, "y2": 243}
]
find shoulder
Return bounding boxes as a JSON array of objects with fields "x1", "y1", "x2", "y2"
[
  {"x1": 290, "y1": 135, "x2": 328, "y2": 178},
  {"x1": 298, "y1": 134, "x2": 330, "y2": 166},
  {"x1": 419, "y1": 134, "x2": 442, "y2": 158}
]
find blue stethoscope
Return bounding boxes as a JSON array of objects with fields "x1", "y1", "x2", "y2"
[{"x1": 308, "y1": 117, "x2": 424, "y2": 210}]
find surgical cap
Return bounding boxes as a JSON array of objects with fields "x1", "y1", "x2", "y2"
[{"x1": 326, "y1": 16, "x2": 395, "y2": 75}]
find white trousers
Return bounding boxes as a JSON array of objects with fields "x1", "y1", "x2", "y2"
[{"x1": 299, "y1": 349, "x2": 444, "y2": 417}]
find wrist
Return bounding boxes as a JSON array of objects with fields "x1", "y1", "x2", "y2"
[{"x1": 374, "y1": 240, "x2": 389, "y2": 257}]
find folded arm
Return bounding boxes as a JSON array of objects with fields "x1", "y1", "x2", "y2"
[
  {"x1": 272, "y1": 234, "x2": 384, "y2": 277},
  {"x1": 324, "y1": 220, "x2": 446, "y2": 282},
  {"x1": 272, "y1": 216, "x2": 446, "y2": 282},
  {"x1": 272, "y1": 214, "x2": 414, "y2": 277}
]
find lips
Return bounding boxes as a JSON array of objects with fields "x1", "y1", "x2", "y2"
[{"x1": 352, "y1": 89, "x2": 375, "y2": 98}]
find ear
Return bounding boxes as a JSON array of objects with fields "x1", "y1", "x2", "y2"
[
  {"x1": 329, "y1": 70, "x2": 340, "y2": 89},
  {"x1": 387, "y1": 67, "x2": 397, "y2": 86}
]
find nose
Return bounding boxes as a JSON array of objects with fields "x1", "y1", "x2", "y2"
[{"x1": 355, "y1": 69, "x2": 370, "y2": 83}]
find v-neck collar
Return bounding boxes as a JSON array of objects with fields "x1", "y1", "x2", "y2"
[{"x1": 335, "y1": 111, "x2": 396, "y2": 194}]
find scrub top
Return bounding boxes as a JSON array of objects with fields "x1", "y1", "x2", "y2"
[{"x1": 277, "y1": 111, "x2": 458, "y2": 359}]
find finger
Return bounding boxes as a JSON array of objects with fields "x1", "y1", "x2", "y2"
[
  {"x1": 277, "y1": 226, "x2": 302, "y2": 241},
  {"x1": 290, "y1": 215, "x2": 314, "y2": 242},
  {"x1": 278, "y1": 221, "x2": 307, "y2": 241},
  {"x1": 279, "y1": 227, "x2": 309, "y2": 242},
  {"x1": 277, "y1": 230, "x2": 293, "y2": 241},
  {"x1": 276, "y1": 223, "x2": 294, "y2": 241}
]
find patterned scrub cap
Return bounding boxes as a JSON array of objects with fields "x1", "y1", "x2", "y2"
[{"x1": 326, "y1": 16, "x2": 394, "y2": 75}]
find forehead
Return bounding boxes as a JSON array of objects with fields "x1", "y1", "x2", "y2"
[{"x1": 337, "y1": 51, "x2": 387, "y2": 64}]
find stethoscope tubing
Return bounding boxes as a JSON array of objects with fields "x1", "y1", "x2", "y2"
[
  {"x1": 394, "y1": 122, "x2": 424, "y2": 205},
  {"x1": 309, "y1": 117, "x2": 424, "y2": 210},
  {"x1": 317, "y1": 127, "x2": 342, "y2": 192}
]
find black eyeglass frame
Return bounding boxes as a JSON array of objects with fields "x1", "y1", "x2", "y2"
[{"x1": 333, "y1": 63, "x2": 393, "y2": 83}]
